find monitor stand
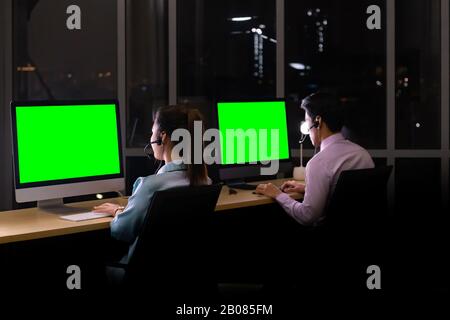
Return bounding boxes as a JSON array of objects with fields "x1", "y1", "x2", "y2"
[
  {"x1": 37, "y1": 198, "x2": 89, "y2": 214},
  {"x1": 226, "y1": 180, "x2": 258, "y2": 190}
]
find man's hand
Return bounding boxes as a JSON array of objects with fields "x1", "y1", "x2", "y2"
[
  {"x1": 280, "y1": 180, "x2": 306, "y2": 194},
  {"x1": 255, "y1": 183, "x2": 282, "y2": 199},
  {"x1": 93, "y1": 203, "x2": 123, "y2": 217}
]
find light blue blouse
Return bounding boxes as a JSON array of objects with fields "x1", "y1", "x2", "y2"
[{"x1": 110, "y1": 161, "x2": 195, "y2": 263}]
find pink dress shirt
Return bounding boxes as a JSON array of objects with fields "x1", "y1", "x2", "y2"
[{"x1": 275, "y1": 133, "x2": 374, "y2": 226}]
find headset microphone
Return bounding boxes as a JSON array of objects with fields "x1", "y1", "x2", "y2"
[
  {"x1": 144, "y1": 138, "x2": 163, "y2": 159},
  {"x1": 144, "y1": 143, "x2": 153, "y2": 160},
  {"x1": 308, "y1": 120, "x2": 320, "y2": 131},
  {"x1": 144, "y1": 136, "x2": 164, "y2": 174},
  {"x1": 151, "y1": 138, "x2": 162, "y2": 146},
  {"x1": 144, "y1": 142, "x2": 164, "y2": 173}
]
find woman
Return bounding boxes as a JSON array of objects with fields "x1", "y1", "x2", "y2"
[{"x1": 93, "y1": 104, "x2": 210, "y2": 263}]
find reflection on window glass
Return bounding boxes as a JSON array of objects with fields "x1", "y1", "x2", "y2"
[
  {"x1": 13, "y1": 0, "x2": 117, "y2": 100},
  {"x1": 286, "y1": 0, "x2": 386, "y2": 150},
  {"x1": 178, "y1": 0, "x2": 276, "y2": 127},
  {"x1": 126, "y1": 0, "x2": 168, "y2": 147},
  {"x1": 396, "y1": 0, "x2": 440, "y2": 149}
]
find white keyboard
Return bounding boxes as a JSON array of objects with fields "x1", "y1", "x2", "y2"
[{"x1": 60, "y1": 211, "x2": 113, "y2": 222}]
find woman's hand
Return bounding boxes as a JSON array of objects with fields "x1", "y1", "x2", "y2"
[
  {"x1": 280, "y1": 180, "x2": 306, "y2": 194},
  {"x1": 93, "y1": 203, "x2": 123, "y2": 217},
  {"x1": 255, "y1": 183, "x2": 282, "y2": 199}
]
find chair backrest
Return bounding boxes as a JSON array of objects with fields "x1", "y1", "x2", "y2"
[
  {"x1": 311, "y1": 166, "x2": 392, "y2": 291},
  {"x1": 324, "y1": 165, "x2": 393, "y2": 231},
  {"x1": 124, "y1": 184, "x2": 222, "y2": 296}
]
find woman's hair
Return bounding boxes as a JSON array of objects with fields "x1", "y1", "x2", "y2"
[
  {"x1": 153, "y1": 104, "x2": 208, "y2": 186},
  {"x1": 301, "y1": 92, "x2": 346, "y2": 133}
]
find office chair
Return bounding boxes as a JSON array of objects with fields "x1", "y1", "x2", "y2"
[
  {"x1": 114, "y1": 184, "x2": 222, "y2": 303},
  {"x1": 307, "y1": 165, "x2": 393, "y2": 291},
  {"x1": 280, "y1": 165, "x2": 393, "y2": 295},
  {"x1": 324, "y1": 165, "x2": 393, "y2": 232}
]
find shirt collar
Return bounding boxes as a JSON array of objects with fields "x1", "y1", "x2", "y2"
[
  {"x1": 157, "y1": 161, "x2": 187, "y2": 174},
  {"x1": 320, "y1": 132, "x2": 345, "y2": 151}
]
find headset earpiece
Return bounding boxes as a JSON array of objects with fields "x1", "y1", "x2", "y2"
[{"x1": 313, "y1": 116, "x2": 322, "y2": 129}]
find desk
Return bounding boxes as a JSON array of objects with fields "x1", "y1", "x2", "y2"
[
  {"x1": 0, "y1": 178, "x2": 303, "y2": 244},
  {"x1": 216, "y1": 178, "x2": 302, "y2": 211}
]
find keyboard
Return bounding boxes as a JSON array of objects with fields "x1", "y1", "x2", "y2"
[
  {"x1": 60, "y1": 211, "x2": 113, "y2": 222},
  {"x1": 227, "y1": 183, "x2": 258, "y2": 190}
]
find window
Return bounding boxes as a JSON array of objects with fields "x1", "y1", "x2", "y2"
[
  {"x1": 178, "y1": 0, "x2": 276, "y2": 127},
  {"x1": 126, "y1": 0, "x2": 168, "y2": 147},
  {"x1": 286, "y1": 0, "x2": 386, "y2": 149},
  {"x1": 13, "y1": 0, "x2": 117, "y2": 100},
  {"x1": 395, "y1": 0, "x2": 441, "y2": 149}
]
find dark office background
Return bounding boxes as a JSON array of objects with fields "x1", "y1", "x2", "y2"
[{"x1": 0, "y1": 0, "x2": 448, "y2": 295}]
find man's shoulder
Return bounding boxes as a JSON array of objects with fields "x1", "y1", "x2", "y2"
[
  {"x1": 337, "y1": 137, "x2": 364, "y2": 148},
  {"x1": 311, "y1": 140, "x2": 372, "y2": 167},
  {"x1": 335, "y1": 140, "x2": 374, "y2": 168},
  {"x1": 334, "y1": 139, "x2": 370, "y2": 155},
  {"x1": 306, "y1": 151, "x2": 331, "y2": 172}
]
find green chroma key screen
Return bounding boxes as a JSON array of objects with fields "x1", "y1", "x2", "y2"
[
  {"x1": 217, "y1": 101, "x2": 290, "y2": 165},
  {"x1": 15, "y1": 104, "x2": 121, "y2": 184}
]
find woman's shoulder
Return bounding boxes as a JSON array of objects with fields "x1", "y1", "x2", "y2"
[
  {"x1": 132, "y1": 173, "x2": 165, "y2": 193},
  {"x1": 132, "y1": 170, "x2": 211, "y2": 194},
  {"x1": 140, "y1": 171, "x2": 170, "y2": 186}
]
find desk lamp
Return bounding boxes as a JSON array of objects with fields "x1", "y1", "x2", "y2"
[{"x1": 293, "y1": 121, "x2": 310, "y2": 180}]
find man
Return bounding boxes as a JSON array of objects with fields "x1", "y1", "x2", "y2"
[{"x1": 256, "y1": 92, "x2": 374, "y2": 226}]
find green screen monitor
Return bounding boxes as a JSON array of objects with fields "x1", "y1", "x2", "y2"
[
  {"x1": 11, "y1": 100, "x2": 124, "y2": 207},
  {"x1": 216, "y1": 99, "x2": 291, "y2": 186}
]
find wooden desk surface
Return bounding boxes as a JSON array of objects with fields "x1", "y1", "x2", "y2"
[
  {"x1": 0, "y1": 178, "x2": 303, "y2": 244},
  {"x1": 216, "y1": 178, "x2": 302, "y2": 211}
]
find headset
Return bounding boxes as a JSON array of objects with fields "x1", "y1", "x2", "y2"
[
  {"x1": 144, "y1": 137, "x2": 162, "y2": 158},
  {"x1": 144, "y1": 133, "x2": 164, "y2": 172},
  {"x1": 152, "y1": 130, "x2": 166, "y2": 146},
  {"x1": 151, "y1": 137, "x2": 163, "y2": 146},
  {"x1": 311, "y1": 118, "x2": 320, "y2": 155},
  {"x1": 311, "y1": 118, "x2": 320, "y2": 130}
]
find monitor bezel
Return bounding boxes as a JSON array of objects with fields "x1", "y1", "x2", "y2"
[
  {"x1": 11, "y1": 99, "x2": 125, "y2": 189},
  {"x1": 214, "y1": 98, "x2": 292, "y2": 170}
]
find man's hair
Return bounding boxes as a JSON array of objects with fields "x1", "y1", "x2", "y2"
[{"x1": 301, "y1": 92, "x2": 345, "y2": 133}]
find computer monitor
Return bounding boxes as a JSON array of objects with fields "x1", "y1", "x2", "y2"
[
  {"x1": 11, "y1": 100, "x2": 124, "y2": 212},
  {"x1": 216, "y1": 99, "x2": 291, "y2": 188}
]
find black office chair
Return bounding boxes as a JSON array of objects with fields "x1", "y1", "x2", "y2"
[
  {"x1": 324, "y1": 165, "x2": 393, "y2": 232},
  {"x1": 116, "y1": 184, "x2": 222, "y2": 302},
  {"x1": 284, "y1": 166, "x2": 392, "y2": 294},
  {"x1": 304, "y1": 165, "x2": 393, "y2": 291}
]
